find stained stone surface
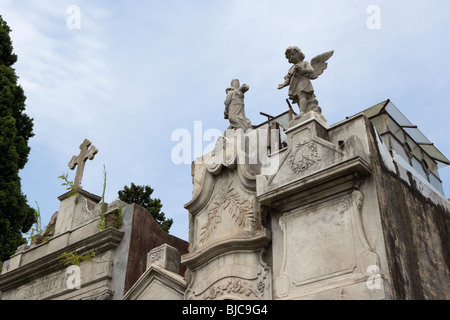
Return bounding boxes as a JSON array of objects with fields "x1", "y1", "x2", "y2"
[
  {"x1": 0, "y1": 193, "x2": 188, "y2": 300},
  {"x1": 1, "y1": 96, "x2": 448, "y2": 301},
  {"x1": 182, "y1": 129, "x2": 272, "y2": 300}
]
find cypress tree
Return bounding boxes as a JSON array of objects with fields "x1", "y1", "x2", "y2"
[{"x1": 0, "y1": 15, "x2": 35, "y2": 262}]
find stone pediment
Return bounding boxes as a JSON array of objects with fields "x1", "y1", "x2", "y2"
[
  {"x1": 186, "y1": 164, "x2": 271, "y2": 258},
  {"x1": 257, "y1": 117, "x2": 372, "y2": 208},
  {"x1": 269, "y1": 127, "x2": 343, "y2": 183},
  {"x1": 184, "y1": 131, "x2": 265, "y2": 253},
  {"x1": 123, "y1": 264, "x2": 186, "y2": 300},
  {"x1": 182, "y1": 130, "x2": 272, "y2": 300}
]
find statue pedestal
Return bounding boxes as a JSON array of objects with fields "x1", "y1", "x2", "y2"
[
  {"x1": 54, "y1": 188, "x2": 102, "y2": 236},
  {"x1": 258, "y1": 113, "x2": 383, "y2": 300},
  {"x1": 288, "y1": 111, "x2": 329, "y2": 129}
]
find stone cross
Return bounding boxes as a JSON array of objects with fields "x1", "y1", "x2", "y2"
[{"x1": 68, "y1": 138, "x2": 99, "y2": 188}]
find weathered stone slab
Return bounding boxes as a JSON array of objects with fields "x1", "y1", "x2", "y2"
[
  {"x1": 54, "y1": 189, "x2": 102, "y2": 236},
  {"x1": 0, "y1": 190, "x2": 188, "y2": 300},
  {"x1": 123, "y1": 264, "x2": 186, "y2": 300},
  {"x1": 184, "y1": 249, "x2": 271, "y2": 300},
  {"x1": 147, "y1": 244, "x2": 180, "y2": 273},
  {"x1": 0, "y1": 228, "x2": 123, "y2": 299},
  {"x1": 274, "y1": 190, "x2": 383, "y2": 299},
  {"x1": 182, "y1": 129, "x2": 272, "y2": 300}
]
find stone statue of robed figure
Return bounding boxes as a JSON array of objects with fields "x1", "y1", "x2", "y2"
[
  {"x1": 278, "y1": 46, "x2": 333, "y2": 122},
  {"x1": 224, "y1": 79, "x2": 252, "y2": 131}
]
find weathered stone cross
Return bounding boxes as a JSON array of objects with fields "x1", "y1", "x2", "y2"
[{"x1": 68, "y1": 138, "x2": 99, "y2": 189}]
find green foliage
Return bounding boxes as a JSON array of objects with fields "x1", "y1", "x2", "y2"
[
  {"x1": 0, "y1": 16, "x2": 17, "y2": 67},
  {"x1": 97, "y1": 165, "x2": 123, "y2": 231},
  {"x1": 58, "y1": 166, "x2": 123, "y2": 232},
  {"x1": 118, "y1": 182, "x2": 173, "y2": 233},
  {"x1": 0, "y1": 15, "x2": 35, "y2": 262},
  {"x1": 59, "y1": 251, "x2": 96, "y2": 266},
  {"x1": 58, "y1": 173, "x2": 78, "y2": 199},
  {"x1": 26, "y1": 201, "x2": 43, "y2": 244},
  {"x1": 98, "y1": 165, "x2": 107, "y2": 230},
  {"x1": 115, "y1": 202, "x2": 123, "y2": 229},
  {"x1": 24, "y1": 202, "x2": 54, "y2": 246}
]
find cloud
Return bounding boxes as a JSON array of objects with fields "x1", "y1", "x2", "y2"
[{"x1": 1, "y1": 0, "x2": 449, "y2": 242}]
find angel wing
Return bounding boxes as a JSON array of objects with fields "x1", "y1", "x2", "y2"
[{"x1": 309, "y1": 50, "x2": 334, "y2": 80}]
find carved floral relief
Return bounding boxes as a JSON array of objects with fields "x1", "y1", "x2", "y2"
[
  {"x1": 288, "y1": 140, "x2": 321, "y2": 174},
  {"x1": 199, "y1": 181, "x2": 255, "y2": 244}
]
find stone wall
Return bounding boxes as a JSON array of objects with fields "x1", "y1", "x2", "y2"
[
  {"x1": 367, "y1": 120, "x2": 450, "y2": 299},
  {"x1": 124, "y1": 204, "x2": 189, "y2": 294},
  {"x1": 0, "y1": 192, "x2": 188, "y2": 300}
]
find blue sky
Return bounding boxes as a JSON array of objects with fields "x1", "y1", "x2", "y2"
[{"x1": 1, "y1": 0, "x2": 449, "y2": 241}]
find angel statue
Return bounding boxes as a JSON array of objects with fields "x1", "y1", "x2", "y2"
[
  {"x1": 224, "y1": 79, "x2": 252, "y2": 131},
  {"x1": 278, "y1": 46, "x2": 334, "y2": 120}
]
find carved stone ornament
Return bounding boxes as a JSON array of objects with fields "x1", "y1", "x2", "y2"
[
  {"x1": 199, "y1": 180, "x2": 255, "y2": 244},
  {"x1": 81, "y1": 289, "x2": 114, "y2": 300},
  {"x1": 204, "y1": 278, "x2": 260, "y2": 300},
  {"x1": 184, "y1": 249, "x2": 272, "y2": 300},
  {"x1": 68, "y1": 138, "x2": 98, "y2": 189},
  {"x1": 288, "y1": 140, "x2": 321, "y2": 174}
]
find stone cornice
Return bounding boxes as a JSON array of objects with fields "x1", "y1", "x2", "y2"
[
  {"x1": 257, "y1": 156, "x2": 372, "y2": 207},
  {"x1": 57, "y1": 188, "x2": 102, "y2": 202},
  {"x1": 181, "y1": 229, "x2": 271, "y2": 270},
  {"x1": 0, "y1": 228, "x2": 123, "y2": 292}
]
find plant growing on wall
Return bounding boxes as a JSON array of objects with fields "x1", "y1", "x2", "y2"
[
  {"x1": 97, "y1": 165, "x2": 107, "y2": 231},
  {"x1": 58, "y1": 173, "x2": 78, "y2": 200},
  {"x1": 24, "y1": 202, "x2": 55, "y2": 246},
  {"x1": 59, "y1": 251, "x2": 97, "y2": 266},
  {"x1": 26, "y1": 201, "x2": 44, "y2": 244}
]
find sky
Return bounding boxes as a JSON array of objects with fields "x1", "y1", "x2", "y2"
[{"x1": 1, "y1": 0, "x2": 449, "y2": 241}]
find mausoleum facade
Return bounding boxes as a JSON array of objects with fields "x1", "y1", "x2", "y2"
[{"x1": 1, "y1": 45, "x2": 448, "y2": 300}]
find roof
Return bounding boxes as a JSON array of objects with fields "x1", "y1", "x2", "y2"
[{"x1": 359, "y1": 99, "x2": 450, "y2": 168}]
